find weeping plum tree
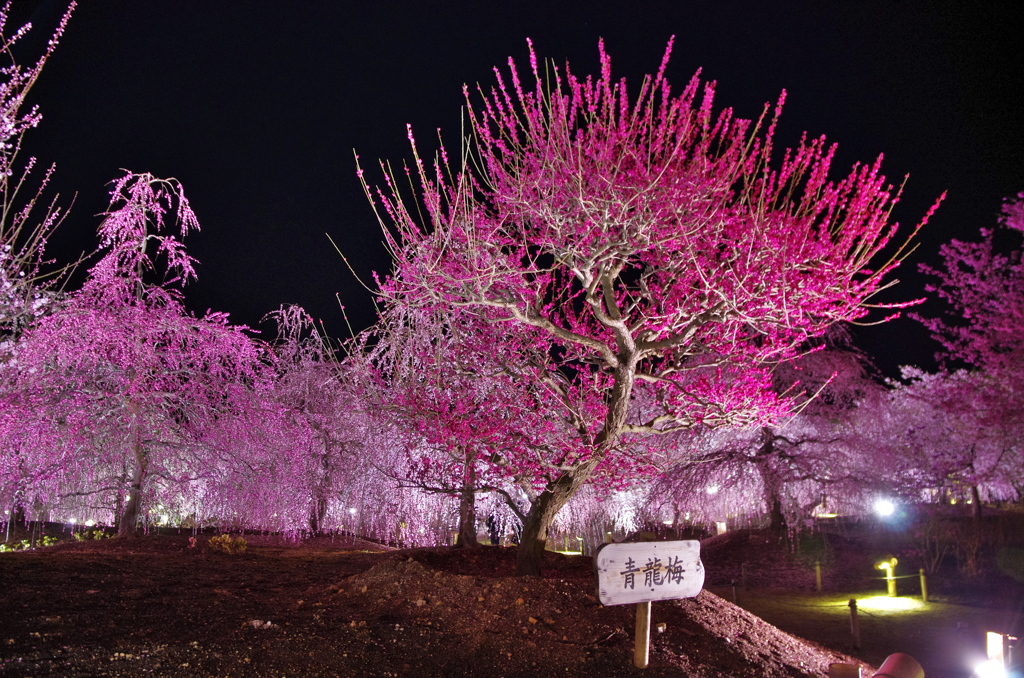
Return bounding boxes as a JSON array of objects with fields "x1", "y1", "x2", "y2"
[
  {"x1": 653, "y1": 334, "x2": 885, "y2": 534},
  {"x1": 357, "y1": 304, "x2": 564, "y2": 548},
  {"x1": 364, "y1": 39, "x2": 941, "y2": 575},
  {"x1": 883, "y1": 368, "x2": 1022, "y2": 513},
  {"x1": 267, "y1": 304, "x2": 371, "y2": 534},
  {"x1": 907, "y1": 194, "x2": 1024, "y2": 509},
  {"x1": 11, "y1": 173, "x2": 269, "y2": 536}
]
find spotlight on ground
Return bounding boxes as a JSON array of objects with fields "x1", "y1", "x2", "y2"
[{"x1": 856, "y1": 595, "x2": 924, "y2": 612}]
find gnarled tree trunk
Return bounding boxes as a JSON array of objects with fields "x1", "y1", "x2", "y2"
[
  {"x1": 515, "y1": 460, "x2": 602, "y2": 576},
  {"x1": 118, "y1": 406, "x2": 147, "y2": 537},
  {"x1": 454, "y1": 448, "x2": 480, "y2": 548}
]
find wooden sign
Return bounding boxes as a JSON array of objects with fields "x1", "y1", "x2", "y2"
[{"x1": 594, "y1": 540, "x2": 704, "y2": 606}]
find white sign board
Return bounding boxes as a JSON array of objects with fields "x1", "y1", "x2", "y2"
[{"x1": 595, "y1": 540, "x2": 704, "y2": 606}]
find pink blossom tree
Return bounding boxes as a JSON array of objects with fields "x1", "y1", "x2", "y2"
[
  {"x1": 0, "y1": 3, "x2": 75, "y2": 336},
  {"x1": 651, "y1": 335, "x2": 886, "y2": 534},
  {"x1": 355, "y1": 305, "x2": 566, "y2": 548},
  {"x1": 363, "y1": 39, "x2": 941, "y2": 575},
  {"x1": 264, "y1": 304, "x2": 374, "y2": 534},
  {"x1": 884, "y1": 367, "x2": 1022, "y2": 514},
  {"x1": 908, "y1": 193, "x2": 1024, "y2": 511},
  {"x1": 9, "y1": 172, "x2": 270, "y2": 536},
  {"x1": 917, "y1": 194, "x2": 1024, "y2": 376}
]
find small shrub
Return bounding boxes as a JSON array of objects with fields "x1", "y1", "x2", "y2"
[{"x1": 209, "y1": 534, "x2": 248, "y2": 554}]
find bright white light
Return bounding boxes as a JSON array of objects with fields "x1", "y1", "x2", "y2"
[
  {"x1": 69, "y1": 518, "x2": 76, "y2": 524},
  {"x1": 873, "y1": 499, "x2": 895, "y2": 517},
  {"x1": 348, "y1": 508, "x2": 357, "y2": 515},
  {"x1": 662, "y1": 520, "x2": 674, "y2": 526},
  {"x1": 973, "y1": 659, "x2": 1006, "y2": 678},
  {"x1": 84, "y1": 520, "x2": 95, "y2": 527},
  {"x1": 706, "y1": 485, "x2": 720, "y2": 495}
]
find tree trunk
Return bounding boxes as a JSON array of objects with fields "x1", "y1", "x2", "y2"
[
  {"x1": 514, "y1": 358, "x2": 637, "y2": 576},
  {"x1": 970, "y1": 484, "x2": 982, "y2": 523},
  {"x1": 308, "y1": 443, "x2": 332, "y2": 534},
  {"x1": 118, "y1": 409, "x2": 147, "y2": 537},
  {"x1": 516, "y1": 458, "x2": 601, "y2": 576},
  {"x1": 767, "y1": 494, "x2": 788, "y2": 534},
  {"x1": 309, "y1": 493, "x2": 328, "y2": 534},
  {"x1": 454, "y1": 451, "x2": 479, "y2": 548}
]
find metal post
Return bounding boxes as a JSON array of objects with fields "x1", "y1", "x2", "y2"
[
  {"x1": 886, "y1": 568, "x2": 897, "y2": 597},
  {"x1": 634, "y1": 601, "x2": 651, "y2": 669},
  {"x1": 816, "y1": 561, "x2": 822, "y2": 592},
  {"x1": 848, "y1": 599, "x2": 861, "y2": 650},
  {"x1": 918, "y1": 568, "x2": 928, "y2": 603},
  {"x1": 741, "y1": 562, "x2": 748, "y2": 590}
]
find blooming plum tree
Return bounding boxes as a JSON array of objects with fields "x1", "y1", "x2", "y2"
[
  {"x1": 355, "y1": 304, "x2": 566, "y2": 548},
  {"x1": 884, "y1": 367, "x2": 1022, "y2": 513},
  {"x1": 364, "y1": 39, "x2": 941, "y2": 574},
  {"x1": 917, "y1": 194, "x2": 1024, "y2": 375},
  {"x1": 0, "y1": 3, "x2": 75, "y2": 336},
  {"x1": 265, "y1": 304, "x2": 373, "y2": 534},
  {"x1": 652, "y1": 335, "x2": 886, "y2": 534},
  {"x1": 9, "y1": 173, "x2": 270, "y2": 536}
]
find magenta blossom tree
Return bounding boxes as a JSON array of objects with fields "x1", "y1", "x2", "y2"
[
  {"x1": 264, "y1": 304, "x2": 374, "y2": 534},
  {"x1": 917, "y1": 193, "x2": 1024, "y2": 375},
  {"x1": 0, "y1": 3, "x2": 75, "y2": 336},
  {"x1": 907, "y1": 193, "x2": 1024, "y2": 511},
  {"x1": 356, "y1": 305, "x2": 566, "y2": 548},
  {"x1": 363, "y1": 39, "x2": 941, "y2": 575},
  {"x1": 652, "y1": 335, "x2": 886, "y2": 534},
  {"x1": 9, "y1": 173, "x2": 270, "y2": 536}
]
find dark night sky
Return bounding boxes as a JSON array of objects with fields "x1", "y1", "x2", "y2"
[{"x1": 10, "y1": 1, "x2": 1024, "y2": 377}]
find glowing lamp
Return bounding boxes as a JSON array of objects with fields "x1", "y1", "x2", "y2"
[
  {"x1": 874, "y1": 498, "x2": 896, "y2": 517},
  {"x1": 973, "y1": 658, "x2": 1006, "y2": 678},
  {"x1": 876, "y1": 557, "x2": 899, "y2": 596}
]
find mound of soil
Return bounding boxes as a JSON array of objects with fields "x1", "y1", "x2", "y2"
[{"x1": 0, "y1": 533, "x2": 870, "y2": 677}]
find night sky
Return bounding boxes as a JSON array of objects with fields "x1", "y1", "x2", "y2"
[{"x1": 11, "y1": 1, "x2": 1024, "y2": 377}]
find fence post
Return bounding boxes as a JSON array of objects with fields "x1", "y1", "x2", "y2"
[
  {"x1": 849, "y1": 599, "x2": 861, "y2": 650},
  {"x1": 815, "y1": 561, "x2": 822, "y2": 592},
  {"x1": 741, "y1": 562, "x2": 748, "y2": 590},
  {"x1": 918, "y1": 568, "x2": 928, "y2": 603}
]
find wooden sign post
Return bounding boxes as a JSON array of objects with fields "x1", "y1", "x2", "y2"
[{"x1": 594, "y1": 540, "x2": 705, "y2": 669}]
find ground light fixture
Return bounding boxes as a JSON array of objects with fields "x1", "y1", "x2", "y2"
[
  {"x1": 974, "y1": 631, "x2": 1019, "y2": 678},
  {"x1": 876, "y1": 557, "x2": 899, "y2": 596}
]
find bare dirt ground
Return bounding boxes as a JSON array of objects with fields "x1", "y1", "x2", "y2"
[
  {"x1": 1, "y1": 527, "x2": 1020, "y2": 677},
  {"x1": 0, "y1": 532, "x2": 871, "y2": 677}
]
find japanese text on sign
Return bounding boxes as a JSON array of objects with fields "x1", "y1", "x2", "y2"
[{"x1": 595, "y1": 540, "x2": 704, "y2": 606}]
